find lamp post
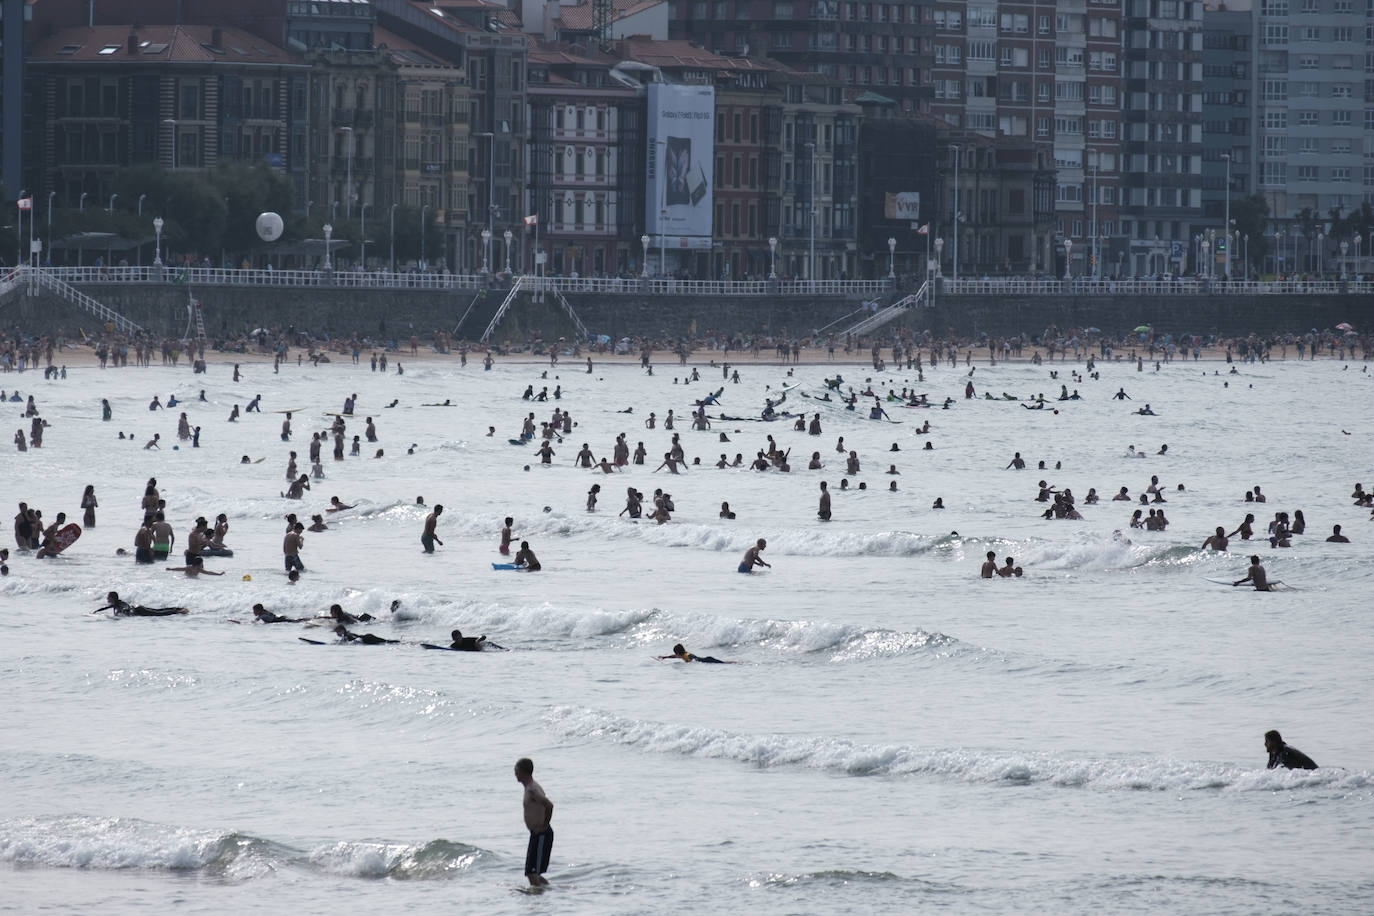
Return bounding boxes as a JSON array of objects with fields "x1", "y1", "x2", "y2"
[
  {"x1": 1316, "y1": 231, "x2": 1324, "y2": 275},
  {"x1": 389, "y1": 203, "x2": 398, "y2": 274},
  {"x1": 475, "y1": 131, "x2": 496, "y2": 274},
  {"x1": 164, "y1": 119, "x2": 178, "y2": 169},
  {"x1": 1063, "y1": 238, "x2": 1073, "y2": 279},
  {"x1": 107, "y1": 193, "x2": 118, "y2": 213},
  {"x1": 1089, "y1": 153, "x2": 1099, "y2": 279},
  {"x1": 640, "y1": 234, "x2": 650, "y2": 277},
  {"x1": 805, "y1": 140, "x2": 816, "y2": 287},
  {"x1": 768, "y1": 236, "x2": 777, "y2": 279},
  {"x1": 503, "y1": 228, "x2": 513, "y2": 275},
  {"x1": 480, "y1": 228, "x2": 491, "y2": 274},
  {"x1": 1354, "y1": 233, "x2": 1362, "y2": 277},
  {"x1": 79, "y1": 192, "x2": 89, "y2": 212},
  {"x1": 887, "y1": 236, "x2": 896, "y2": 280},
  {"x1": 934, "y1": 237, "x2": 944, "y2": 277},
  {"x1": 332, "y1": 200, "x2": 339, "y2": 223},
  {"x1": 1243, "y1": 234, "x2": 1248, "y2": 280},
  {"x1": 420, "y1": 204, "x2": 429, "y2": 270},
  {"x1": 950, "y1": 144, "x2": 960, "y2": 282},
  {"x1": 1201, "y1": 239, "x2": 1210, "y2": 279},
  {"x1": 323, "y1": 223, "x2": 333, "y2": 270},
  {"x1": 153, "y1": 217, "x2": 164, "y2": 266},
  {"x1": 1222, "y1": 153, "x2": 1232, "y2": 279},
  {"x1": 359, "y1": 202, "x2": 369, "y2": 268},
  {"x1": 1340, "y1": 240, "x2": 1349, "y2": 278},
  {"x1": 338, "y1": 126, "x2": 354, "y2": 220},
  {"x1": 659, "y1": 206, "x2": 667, "y2": 277},
  {"x1": 47, "y1": 191, "x2": 56, "y2": 261}
]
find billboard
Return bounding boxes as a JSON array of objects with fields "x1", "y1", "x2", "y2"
[
  {"x1": 646, "y1": 83, "x2": 714, "y2": 241},
  {"x1": 883, "y1": 192, "x2": 920, "y2": 221}
]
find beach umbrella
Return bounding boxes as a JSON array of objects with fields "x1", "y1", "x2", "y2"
[
  {"x1": 1133, "y1": 325, "x2": 1151, "y2": 333},
  {"x1": 1085, "y1": 326, "x2": 1101, "y2": 333},
  {"x1": 1335, "y1": 322, "x2": 1354, "y2": 331}
]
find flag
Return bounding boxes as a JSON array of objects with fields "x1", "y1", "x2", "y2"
[
  {"x1": 17, "y1": 197, "x2": 32, "y2": 211},
  {"x1": 916, "y1": 223, "x2": 929, "y2": 235},
  {"x1": 523, "y1": 214, "x2": 538, "y2": 227}
]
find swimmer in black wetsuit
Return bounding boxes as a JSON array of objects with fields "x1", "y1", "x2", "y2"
[
  {"x1": 657, "y1": 643, "x2": 735, "y2": 664},
  {"x1": 328, "y1": 603, "x2": 375, "y2": 624},
  {"x1": 95, "y1": 590, "x2": 187, "y2": 616},
  {"x1": 334, "y1": 624, "x2": 398, "y2": 645},
  {"x1": 448, "y1": 629, "x2": 488, "y2": 651},
  {"x1": 1264, "y1": 729, "x2": 1318, "y2": 770},
  {"x1": 252, "y1": 603, "x2": 310, "y2": 623}
]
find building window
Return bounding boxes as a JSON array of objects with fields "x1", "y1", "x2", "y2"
[{"x1": 1297, "y1": 165, "x2": 1319, "y2": 181}]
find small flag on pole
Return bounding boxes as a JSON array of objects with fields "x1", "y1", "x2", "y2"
[
  {"x1": 17, "y1": 197, "x2": 33, "y2": 211},
  {"x1": 916, "y1": 223, "x2": 929, "y2": 235},
  {"x1": 523, "y1": 214, "x2": 538, "y2": 227}
]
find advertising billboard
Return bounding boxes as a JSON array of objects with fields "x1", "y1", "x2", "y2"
[
  {"x1": 646, "y1": 83, "x2": 714, "y2": 243},
  {"x1": 883, "y1": 192, "x2": 920, "y2": 221}
]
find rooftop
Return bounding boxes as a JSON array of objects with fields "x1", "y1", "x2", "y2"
[{"x1": 30, "y1": 25, "x2": 299, "y2": 65}]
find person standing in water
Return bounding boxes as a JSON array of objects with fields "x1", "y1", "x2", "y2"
[
  {"x1": 422, "y1": 505, "x2": 444, "y2": 553},
  {"x1": 515, "y1": 757, "x2": 555, "y2": 887},
  {"x1": 1232, "y1": 555, "x2": 1271, "y2": 590},
  {"x1": 739, "y1": 538, "x2": 770, "y2": 573}
]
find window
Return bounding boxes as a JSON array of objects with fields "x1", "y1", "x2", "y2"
[
  {"x1": 968, "y1": 41, "x2": 995, "y2": 60},
  {"x1": 1298, "y1": 55, "x2": 1319, "y2": 70},
  {"x1": 1036, "y1": 116, "x2": 1050, "y2": 137},
  {"x1": 1334, "y1": 110, "x2": 1353, "y2": 125},
  {"x1": 1334, "y1": 167, "x2": 1353, "y2": 182},
  {"x1": 1300, "y1": 137, "x2": 1319, "y2": 154},
  {"x1": 1265, "y1": 110, "x2": 1288, "y2": 129},
  {"x1": 1264, "y1": 25, "x2": 1288, "y2": 46},
  {"x1": 1262, "y1": 80, "x2": 1288, "y2": 101},
  {"x1": 1365, "y1": 165, "x2": 1374, "y2": 186},
  {"x1": 1299, "y1": 110, "x2": 1319, "y2": 125},
  {"x1": 1039, "y1": 15, "x2": 1051, "y2": 34},
  {"x1": 1297, "y1": 165, "x2": 1319, "y2": 181},
  {"x1": 1299, "y1": 81, "x2": 1320, "y2": 98},
  {"x1": 1335, "y1": 26, "x2": 1354, "y2": 43},
  {"x1": 1260, "y1": 0, "x2": 1288, "y2": 13}
]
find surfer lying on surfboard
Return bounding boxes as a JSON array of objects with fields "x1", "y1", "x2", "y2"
[
  {"x1": 95, "y1": 591, "x2": 187, "y2": 616},
  {"x1": 656, "y1": 643, "x2": 736, "y2": 664}
]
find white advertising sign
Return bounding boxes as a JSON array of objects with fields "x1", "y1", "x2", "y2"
[{"x1": 646, "y1": 83, "x2": 714, "y2": 241}]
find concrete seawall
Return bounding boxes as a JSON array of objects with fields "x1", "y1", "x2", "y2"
[{"x1": 9, "y1": 282, "x2": 1371, "y2": 342}]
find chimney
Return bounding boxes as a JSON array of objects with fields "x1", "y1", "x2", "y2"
[
  {"x1": 212, "y1": 28, "x2": 222, "y2": 49},
  {"x1": 128, "y1": 29, "x2": 138, "y2": 55}
]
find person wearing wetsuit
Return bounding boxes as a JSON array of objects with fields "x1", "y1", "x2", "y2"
[
  {"x1": 252, "y1": 603, "x2": 309, "y2": 623},
  {"x1": 96, "y1": 591, "x2": 187, "y2": 616},
  {"x1": 333, "y1": 624, "x2": 398, "y2": 645},
  {"x1": 329, "y1": 604, "x2": 375, "y2": 624},
  {"x1": 657, "y1": 643, "x2": 735, "y2": 664},
  {"x1": 448, "y1": 629, "x2": 488, "y2": 651},
  {"x1": 1265, "y1": 730, "x2": 1317, "y2": 770}
]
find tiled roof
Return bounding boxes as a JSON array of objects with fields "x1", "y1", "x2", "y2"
[{"x1": 30, "y1": 25, "x2": 299, "y2": 64}]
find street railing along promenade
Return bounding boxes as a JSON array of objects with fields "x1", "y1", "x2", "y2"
[
  {"x1": 33, "y1": 266, "x2": 893, "y2": 298},
  {"x1": 941, "y1": 277, "x2": 1374, "y2": 296},
  {"x1": 25, "y1": 266, "x2": 1374, "y2": 297}
]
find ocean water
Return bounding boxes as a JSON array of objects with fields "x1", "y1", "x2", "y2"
[{"x1": 3, "y1": 349, "x2": 1372, "y2": 914}]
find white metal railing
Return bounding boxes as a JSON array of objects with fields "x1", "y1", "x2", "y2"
[
  {"x1": 840, "y1": 281, "x2": 931, "y2": 338},
  {"x1": 942, "y1": 277, "x2": 1374, "y2": 296},
  {"x1": 481, "y1": 276, "x2": 525, "y2": 344},
  {"x1": 0, "y1": 269, "x2": 23, "y2": 301},
  {"x1": 24, "y1": 267, "x2": 145, "y2": 335},
  {"x1": 553, "y1": 289, "x2": 589, "y2": 340},
  {"x1": 41, "y1": 265, "x2": 892, "y2": 297}
]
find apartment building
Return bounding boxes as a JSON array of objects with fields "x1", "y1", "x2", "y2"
[
  {"x1": 1201, "y1": 4, "x2": 1252, "y2": 276},
  {"x1": 667, "y1": 0, "x2": 934, "y2": 113},
  {"x1": 1254, "y1": 0, "x2": 1368, "y2": 272},
  {"x1": 1120, "y1": 0, "x2": 1204, "y2": 276}
]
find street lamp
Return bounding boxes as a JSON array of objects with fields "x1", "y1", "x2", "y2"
[
  {"x1": 153, "y1": 217, "x2": 164, "y2": 266},
  {"x1": 337, "y1": 126, "x2": 354, "y2": 220},
  {"x1": 1243, "y1": 234, "x2": 1249, "y2": 280},
  {"x1": 768, "y1": 236, "x2": 777, "y2": 279},
  {"x1": 79, "y1": 192, "x2": 89, "y2": 212},
  {"x1": 475, "y1": 131, "x2": 496, "y2": 274},
  {"x1": 640, "y1": 234, "x2": 650, "y2": 277},
  {"x1": 1063, "y1": 238, "x2": 1073, "y2": 279},
  {"x1": 47, "y1": 191, "x2": 56, "y2": 260},
  {"x1": 359, "y1": 202, "x2": 369, "y2": 268},
  {"x1": 389, "y1": 203, "x2": 398, "y2": 274},
  {"x1": 503, "y1": 228, "x2": 513, "y2": 275},
  {"x1": 1354, "y1": 233, "x2": 1362, "y2": 277},
  {"x1": 805, "y1": 140, "x2": 816, "y2": 287},
  {"x1": 420, "y1": 204, "x2": 429, "y2": 269},
  {"x1": 1316, "y1": 232, "x2": 1324, "y2": 275},
  {"x1": 323, "y1": 223, "x2": 334, "y2": 270},
  {"x1": 1201, "y1": 238, "x2": 1210, "y2": 279},
  {"x1": 887, "y1": 236, "x2": 896, "y2": 280},
  {"x1": 950, "y1": 144, "x2": 960, "y2": 282},
  {"x1": 1340, "y1": 240, "x2": 1349, "y2": 278},
  {"x1": 107, "y1": 193, "x2": 118, "y2": 213},
  {"x1": 480, "y1": 228, "x2": 491, "y2": 274},
  {"x1": 1222, "y1": 153, "x2": 1232, "y2": 279},
  {"x1": 137, "y1": 193, "x2": 146, "y2": 216},
  {"x1": 1089, "y1": 152, "x2": 1099, "y2": 279},
  {"x1": 934, "y1": 237, "x2": 944, "y2": 277},
  {"x1": 163, "y1": 119, "x2": 178, "y2": 169},
  {"x1": 659, "y1": 206, "x2": 667, "y2": 277}
]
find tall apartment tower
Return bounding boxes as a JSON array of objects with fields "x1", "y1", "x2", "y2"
[
  {"x1": 1201, "y1": 4, "x2": 1253, "y2": 275},
  {"x1": 1120, "y1": 0, "x2": 1204, "y2": 276},
  {"x1": 1255, "y1": 0, "x2": 1368, "y2": 271},
  {"x1": 668, "y1": 0, "x2": 934, "y2": 113},
  {"x1": 928, "y1": 0, "x2": 1122, "y2": 277}
]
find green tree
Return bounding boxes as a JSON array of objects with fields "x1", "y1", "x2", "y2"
[{"x1": 209, "y1": 161, "x2": 296, "y2": 256}]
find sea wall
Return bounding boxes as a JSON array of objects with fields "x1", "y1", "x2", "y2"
[{"x1": 8, "y1": 281, "x2": 1371, "y2": 342}]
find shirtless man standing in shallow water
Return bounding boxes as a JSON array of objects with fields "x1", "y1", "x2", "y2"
[{"x1": 980, "y1": 550, "x2": 997, "y2": 578}]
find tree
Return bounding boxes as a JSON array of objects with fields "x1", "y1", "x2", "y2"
[
  {"x1": 1230, "y1": 193, "x2": 1269, "y2": 275},
  {"x1": 209, "y1": 161, "x2": 296, "y2": 255}
]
